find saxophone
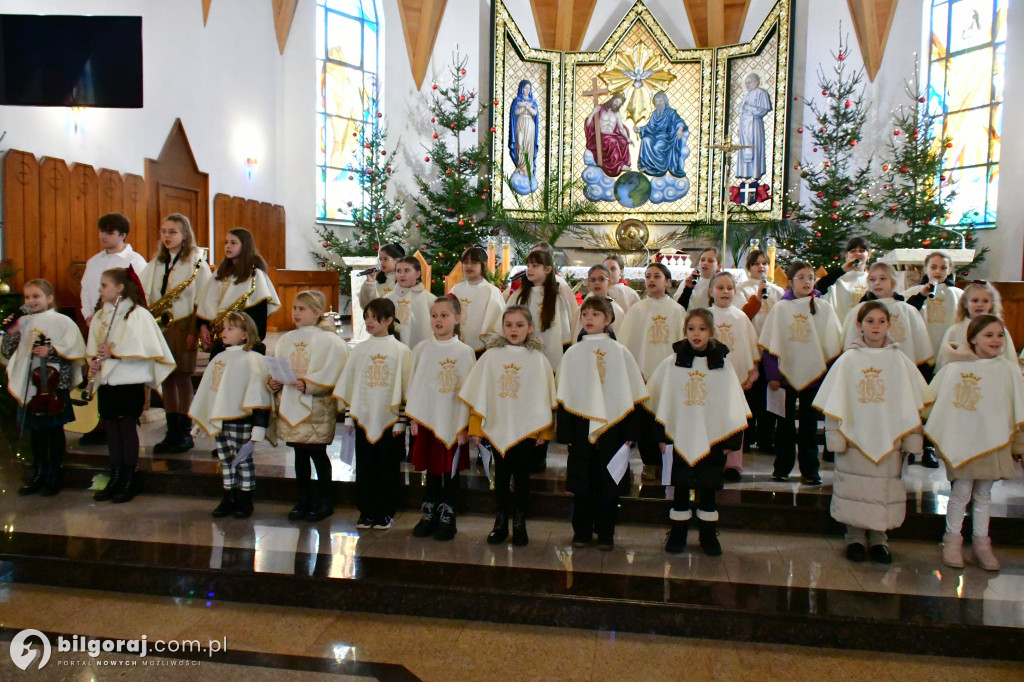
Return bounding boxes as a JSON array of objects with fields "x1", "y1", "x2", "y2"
[
  {"x1": 198, "y1": 268, "x2": 258, "y2": 352},
  {"x1": 149, "y1": 258, "x2": 202, "y2": 330}
]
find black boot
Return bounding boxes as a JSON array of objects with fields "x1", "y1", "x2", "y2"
[
  {"x1": 304, "y1": 479, "x2": 334, "y2": 522},
  {"x1": 233, "y1": 489, "x2": 254, "y2": 519},
  {"x1": 921, "y1": 447, "x2": 940, "y2": 469},
  {"x1": 665, "y1": 522, "x2": 688, "y2": 554},
  {"x1": 412, "y1": 501, "x2": 439, "y2": 537},
  {"x1": 169, "y1": 414, "x2": 195, "y2": 454},
  {"x1": 153, "y1": 414, "x2": 177, "y2": 454},
  {"x1": 487, "y1": 511, "x2": 508, "y2": 545},
  {"x1": 698, "y1": 519, "x2": 722, "y2": 556},
  {"x1": 211, "y1": 489, "x2": 236, "y2": 518},
  {"x1": 433, "y1": 502, "x2": 457, "y2": 541},
  {"x1": 111, "y1": 468, "x2": 139, "y2": 503},
  {"x1": 93, "y1": 465, "x2": 124, "y2": 501},
  {"x1": 40, "y1": 450, "x2": 63, "y2": 497},
  {"x1": 512, "y1": 509, "x2": 529, "y2": 547},
  {"x1": 18, "y1": 457, "x2": 48, "y2": 496}
]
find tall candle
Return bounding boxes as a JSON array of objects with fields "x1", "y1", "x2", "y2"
[
  {"x1": 500, "y1": 240, "x2": 511, "y2": 277},
  {"x1": 487, "y1": 240, "x2": 496, "y2": 273}
]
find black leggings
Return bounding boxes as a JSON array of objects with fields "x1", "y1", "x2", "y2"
[
  {"x1": 294, "y1": 444, "x2": 332, "y2": 487},
  {"x1": 105, "y1": 417, "x2": 140, "y2": 469},
  {"x1": 493, "y1": 440, "x2": 533, "y2": 515},
  {"x1": 774, "y1": 385, "x2": 820, "y2": 478},
  {"x1": 30, "y1": 427, "x2": 66, "y2": 464},
  {"x1": 424, "y1": 472, "x2": 458, "y2": 505}
]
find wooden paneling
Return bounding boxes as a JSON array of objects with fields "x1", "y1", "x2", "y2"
[
  {"x1": 683, "y1": 0, "x2": 751, "y2": 48},
  {"x1": 397, "y1": 0, "x2": 447, "y2": 90},
  {"x1": 146, "y1": 119, "x2": 210, "y2": 250},
  {"x1": 529, "y1": 0, "x2": 597, "y2": 51},
  {"x1": 2, "y1": 149, "x2": 161, "y2": 312},
  {"x1": 267, "y1": 269, "x2": 340, "y2": 332},
  {"x1": 212, "y1": 193, "x2": 287, "y2": 270},
  {"x1": 847, "y1": 0, "x2": 899, "y2": 82},
  {"x1": 994, "y1": 282, "x2": 1024, "y2": 354},
  {"x1": 272, "y1": 0, "x2": 298, "y2": 54}
]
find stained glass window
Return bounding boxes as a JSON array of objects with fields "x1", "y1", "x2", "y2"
[
  {"x1": 316, "y1": 0, "x2": 379, "y2": 222},
  {"x1": 927, "y1": 0, "x2": 1005, "y2": 227}
]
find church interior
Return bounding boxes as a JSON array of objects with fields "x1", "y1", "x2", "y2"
[{"x1": 1, "y1": 0, "x2": 1024, "y2": 679}]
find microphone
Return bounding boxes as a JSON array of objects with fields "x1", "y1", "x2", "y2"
[
  {"x1": 510, "y1": 270, "x2": 528, "y2": 282},
  {"x1": 356, "y1": 266, "x2": 379, "y2": 277},
  {"x1": 760, "y1": 276, "x2": 769, "y2": 299},
  {"x1": 853, "y1": 259, "x2": 861, "y2": 267},
  {"x1": 922, "y1": 275, "x2": 935, "y2": 298},
  {"x1": 0, "y1": 304, "x2": 32, "y2": 336}
]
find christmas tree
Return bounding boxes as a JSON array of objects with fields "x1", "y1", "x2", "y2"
[
  {"x1": 784, "y1": 33, "x2": 879, "y2": 268},
  {"x1": 406, "y1": 52, "x2": 492, "y2": 293},
  {"x1": 312, "y1": 100, "x2": 409, "y2": 298},
  {"x1": 870, "y1": 79, "x2": 987, "y2": 273}
]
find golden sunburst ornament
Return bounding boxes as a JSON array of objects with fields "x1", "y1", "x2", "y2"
[{"x1": 598, "y1": 43, "x2": 677, "y2": 126}]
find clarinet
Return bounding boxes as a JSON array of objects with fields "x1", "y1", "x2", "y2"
[{"x1": 82, "y1": 296, "x2": 122, "y2": 402}]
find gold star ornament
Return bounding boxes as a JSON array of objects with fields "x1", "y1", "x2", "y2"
[{"x1": 598, "y1": 43, "x2": 677, "y2": 126}]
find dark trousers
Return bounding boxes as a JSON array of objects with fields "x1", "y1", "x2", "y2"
[
  {"x1": 105, "y1": 417, "x2": 140, "y2": 470},
  {"x1": 294, "y1": 444, "x2": 332, "y2": 498},
  {"x1": 424, "y1": 472, "x2": 458, "y2": 505},
  {"x1": 493, "y1": 440, "x2": 532, "y2": 515},
  {"x1": 774, "y1": 384, "x2": 820, "y2": 478},
  {"x1": 30, "y1": 427, "x2": 66, "y2": 467},
  {"x1": 354, "y1": 426, "x2": 401, "y2": 519},
  {"x1": 744, "y1": 372, "x2": 776, "y2": 449},
  {"x1": 567, "y1": 442, "x2": 619, "y2": 540}
]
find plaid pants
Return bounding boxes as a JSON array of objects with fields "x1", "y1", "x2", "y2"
[{"x1": 215, "y1": 418, "x2": 256, "y2": 491}]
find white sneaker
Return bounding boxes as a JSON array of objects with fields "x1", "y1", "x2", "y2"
[
  {"x1": 373, "y1": 515, "x2": 394, "y2": 530},
  {"x1": 356, "y1": 514, "x2": 373, "y2": 529}
]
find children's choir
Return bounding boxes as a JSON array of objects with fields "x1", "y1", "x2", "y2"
[{"x1": 7, "y1": 230, "x2": 1024, "y2": 572}]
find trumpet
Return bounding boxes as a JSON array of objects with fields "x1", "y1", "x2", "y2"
[{"x1": 82, "y1": 296, "x2": 122, "y2": 402}]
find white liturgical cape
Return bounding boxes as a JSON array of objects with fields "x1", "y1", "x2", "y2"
[
  {"x1": 450, "y1": 279, "x2": 505, "y2": 352},
  {"x1": 934, "y1": 319, "x2": 1017, "y2": 370},
  {"x1": 645, "y1": 352, "x2": 751, "y2": 465},
  {"x1": 608, "y1": 282, "x2": 641, "y2": 314},
  {"x1": 618, "y1": 295, "x2": 685, "y2": 379},
  {"x1": 458, "y1": 343, "x2": 556, "y2": 455},
  {"x1": 333, "y1": 334, "x2": 411, "y2": 443},
  {"x1": 759, "y1": 297, "x2": 842, "y2": 390},
  {"x1": 196, "y1": 268, "x2": 280, "y2": 323},
  {"x1": 902, "y1": 283, "x2": 963, "y2": 356},
  {"x1": 556, "y1": 334, "x2": 648, "y2": 442},
  {"x1": 139, "y1": 250, "x2": 213, "y2": 325},
  {"x1": 841, "y1": 299, "x2": 933, "y2": 366},
  {"x1": 5, "y1": 309, "x2": 85, "y2": 404},
  {"x1": 925, "y1": 357, "x2": 1024, "y2": 469},
  {"x1": 385, "y1": 283, "x2": 433, "y2": 351},
  {"x1": 823, "y1": 270, "x2": 869, "y2": 323},
  {"x1": 735, "y1": 279, "x2": 784, "y2": 335},
  {"x1": 87, "y1": 304, "x2": 175, "y2": 390},
  {"x1": 275, "y1": 326, "x2": 349, "y2": 428},
  {"x1": 190, "y1": 345, "x2": 273, "y2": 437},
  {"x1": 406, "y1": 336, "x2": 476, "y2": 447},
  {"x1": 710, "y1": 304, "x2": 759, "y2": 385},
  {"x1": 813, "y1": 345, "x2": 932, "y2": 463}
]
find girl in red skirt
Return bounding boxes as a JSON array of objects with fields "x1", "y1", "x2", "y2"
[{"x1": 406, "y1": 296, "x2": 477, "y2": 540}]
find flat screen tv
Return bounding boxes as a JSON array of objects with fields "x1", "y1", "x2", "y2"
[{"x1": 0, "y1": 14, "x2": 143, "y2": 108}]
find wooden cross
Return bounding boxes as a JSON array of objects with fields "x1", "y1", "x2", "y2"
[
  {"x1": 582, "y1": 77, "x2": 610, "y2": 168},
  {"x1": 710, "y1": 138, "x2": 753, "y2": 267}
]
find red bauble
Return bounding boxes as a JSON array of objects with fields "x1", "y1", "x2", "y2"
[
  {"x1": 900, "y1": 166, "x2": 909, "y2": 173},
  {"x1": 822, "y1": 89, "x2": 828, "y2": 95},
  {"x1": 424, "y1": 156, "x2": 430, "y2": 162},
  {"x1": 785, "y1": 212, "x2": 792, "y2": 218},
  {"x1": 889, "y1": 205, "x2": 898, "y2": 211},
  {"x1": 352, "y1": 132, "x2": 357, "y2": 137},
  {"x1": 386, "y1": 166, "x2": 392, "y2": 172},
  {"x1": 823, "y1": 146, "x2": 829, "y2": 152},
  {"x1": 919, "y1": 97, "x2": 926, "y2": 103},
  {"x1": 458, "y1": 220, "x2": 464, "y2": 226},
  {"x1": 797, "y1": 127, "x2": 803, "y2": 133},
  {"x1": 322, "y1": 241, "x2": 329, "y2": 248},
  {"x1": 346, "y1": 201, "x2": 353, "y2": 206},
  {"x1": 490, "y1": 126, "x2": 496, "y2": 132},
  {"x1": 941, "y1": 232, "x2": 948, "y2": 238},
  {"x1": 396, "y1": 214, "x2": 402, "y2": 220},
  {"x1": 373, "y1": 244, "x2": 380, "y2": 251},
  {"x1": 823, "y1": 161, "x2": 830, "y2": 167},
  {"x1": 864, "y1": 212, "x2": 872, "y2": 218},
  {"x1": 471, "y1": 128, "x2": 476, "y2": 132},
  {"x1": 432, "y1": 84, "x2": 437, "y2": 90},
  {"x1": 381, "y1": 150, "x2": 387, "y2": 156},
  {"x1": 850, "y1": 140, "x2": 857, "y2": 146},
  {"x1": 319, "y1": 262, "x2": 326, "y2": 268},
  {"x1": 493, "y1": 99, "x2": 499, "y2": 105},
  {"x1": 431, "y1": 117, "x2": 436, "y2": 122},
  {"x1": 894, "y1": 130, "x2": 901, "y2": 136},
  {"x1": 940, "y1": 175, "x2": 946, "y2": 181},
  {"x1": 357, "y1": 240, "x2": 363, "y2": 245},
  {"x1": 793, "y1": 164, "x2": 800, "y2": 170},
  {"x1": 838, "y1": 54, "x2": 846, "y2": 61},
  {"x1": 451, "y1": 124, "x2": 456, "y2": 129},
  {"x1": 432, "y1": 133, "x2": 439, "y2": 139},
  {"x1": 830, "y1": 214, "x2": 838, "y2": 220},
  {"x1": 460, "y1": 68, "x2": 466, "y2": 75},
  {"x1": 376, "y1": 112, "x2": 382, "y2": 118},
  {"x1": 415, "y1": 223, "x2": 421, "y2": 228},
  {"x1": 793, "y1": 96, "x2": 799, "y2": 101},
  {"x1": 946, "y1": 142, "x2": 953, "y2": 148},
  {"x1": 844, "y1": 101, "x2": 852, "y2": 108},
  {"x1": 816, "y1": 191, "x2": 824, "y2": 197},
  {"x1": 882, "y1": 164, "x2": 889, "y2": 171},
  {"x1": 813, "y1": 147, "x2": 818, "y2": 152},
  {"x1": 883, "y1": 184, "x2": 889, "y2": 189},
  {"x1": 460, "y1": 95, "x2": 466, "y2": 101},
  {"x1": 831, "y1": 201, "x2": 839, "y2": 208},
  {"x1": 445, "y1": 169, "x2": 452, "y2": 175}
]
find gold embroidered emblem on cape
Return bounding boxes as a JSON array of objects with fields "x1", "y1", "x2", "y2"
[
  {"x1": 406, "y1": 336, "x2": 476, "y2": 447},
  {"x1": 814, "y1": 346, "x2": 932, "y2": 463},
  {"x1": 759, "y1": 297, "x2": 842, "y2": 390},
  {"x1": 450, "y1": 279, "x2": 505, "y2": 351},
  {"x1": 459, "y1": 344, "x2": 556, "y2": 455},
  {"x1": 556, "y1": 334, "x2": 648, "y2": 443},
  {"x1": 189, "y1": 345, "x2": 274, "y2": 438},
  {"x1": 619, "y1": 295, "x2": 684, "y2": 379},
  {"x1": 925, "y1": 357, "x2": 1024, "y2": 469},
  {"x1": 841, "y1": 299, "x2": 933, "y2": 365},
  {"x1": 333, "y1": 334, "x2": 411, "y2": 443},
  {"x1": 276, "y1": 326, "x2": 350, "y2": 427},
  {"x1": 5, "y1": 309, "x2": 86, "y2": 405},
  {"x1": 711, "y1": 304, "x2": 759, "y2": 384},
  {"x1": 385, "y1": 284, "x2": 433, "y2": 350},
  {"x1": 87, "y1": 304, "x2": 176, "y2": 390},
  {"x1": 645, "y1": 354, "x2": 750, "y2": 465}
]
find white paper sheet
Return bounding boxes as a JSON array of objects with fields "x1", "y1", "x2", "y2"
[
  {"x1": 661, "y1": 449, "x2": 673, "y2": 485},
  {"x1": 767, "y1": 386, "x2": 786, "y2": 418},
  {"x1": 606, "y1": 444, "x2": 631, "y2": 484},
  {"x1": 337, "y1": 427, "x2": 356, "y2": 467},
  {"x1": 265, "y1": 356, "x2": 298, "y2": 384}
]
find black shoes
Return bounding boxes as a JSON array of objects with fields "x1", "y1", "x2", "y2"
[
  {"x1": 304, "y1": 500, "x2": 334, "y2": 522},
  {"x1": 770, "y1": 474, "x2": 789, "y2": 482},
  {"x1": 487, "y1": 512, "x2": 509, "y2": 544},
  {"x1": 111, "y1": 469, "x2": 139, "y2": 503},
  {"x1": 233, "y1": 490, "x2": 254, "y2": 519},
  {"x1": 93, "y1": 465, "x2": 124, "y2": 501},
  {"x1": 920, "y1": 448, "x2": 940, "y2": 469},
  {"x1": 723, "y1": 468, "x2": 742, "y2": 483},
  {"x1": 412, "y1": 501, "x2": 439, "y2": 537},
  {"x1": 596, "y1": 536, "x2": 614, "y2": 551},
  {"x1": 512, "y1": 510, "x2": 529, "y2": 546},
  {"x1": 801, "y1": 476, "x2": 822, "y2": 486},
  {"x1": 846, "y1": 542, "x2": 867, "y2": 562},
  {"x1": 433, "y1": 503, "x2": 457, "y2": 541},
  {"x1": 211, "y1": 490, "x2": 236, "y2": 518},
  {"x1": 698, "y1": 520, "x2": 722, "y2": 556},
  {"x1": 665, "y1": 522, "x2": 688, "y2": 554},
  {"x1": 869, "y1": 544, "x2": 893, "y2": 564},
  {"x1": 19, "y1": 460, "x2": 48, "y2": 496},
  {"x1": 288, "y1": 499, "x2": 311, "y2": 521}
]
